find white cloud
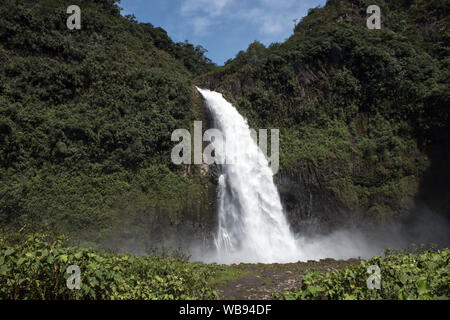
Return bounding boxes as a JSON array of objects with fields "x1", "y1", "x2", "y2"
[
  {"x1": 238, "y1": 8, "x2": 287, "y2": 36},
  {"x1": 260, "y1": 0, "x2": 297, "y2": 9},
  {"x1": 180, "y1": 0, "x2": 234, "y2": 35},
  {"x1": 179, "y1": 0, "x2": 314, "y2": 37},
  {"x1": 259, "y1": 14, "x2": 286, "y2": 35},
  {"x1": 181, "y1": 0, "x2": 234, "y2": 17},
  {"x1": 191, "y1": 16, "x2": 212, "y2": 36},
  {"x1": 236, "y1": 2, "x2": 308, "y2": 37}
]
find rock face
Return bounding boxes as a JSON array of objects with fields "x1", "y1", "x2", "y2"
[{"x1": 275, "y1": 167, "x2": 349, "y2": 236}]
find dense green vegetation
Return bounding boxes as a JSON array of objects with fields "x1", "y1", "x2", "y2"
[
  {"x1": 197, "y1": 0, "x2": 449, "y2": 222},
  {"x1": 275, "y1": 248, "x2": 449, "y2": 300},
  {"x1": 0, "y1": 233, "x2": 218, "y2": 299},
  {"x1": 0, "y1": 0, "x2": 216, "y2": 246},
  {"x1": 1, "y1": 233, "x2": 447, "y2": 300}
]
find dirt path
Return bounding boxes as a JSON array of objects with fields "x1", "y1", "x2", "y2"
[{"x1": 211, "y1": 258, "x2": 360, "y2": 299}]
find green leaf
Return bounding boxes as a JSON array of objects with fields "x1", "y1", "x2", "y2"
[
  {"x1": 417, "y1": 277, "x2": 430, "y2": 295},
  {"x1": 0, "y1": 265, "x2": 8, "y2": 275}
]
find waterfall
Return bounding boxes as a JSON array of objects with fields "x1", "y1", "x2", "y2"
[{"x1": 197, "y1": 88, "x2": 300, "y2": 263}]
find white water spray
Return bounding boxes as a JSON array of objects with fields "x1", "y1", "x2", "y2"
[{"x1": 197, "y1": 88, "x2": 300, "y2": 263}]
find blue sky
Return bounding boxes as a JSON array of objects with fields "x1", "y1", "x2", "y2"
[{"x1": 119, "y1": 0, "x2": 326, "y2": 65}]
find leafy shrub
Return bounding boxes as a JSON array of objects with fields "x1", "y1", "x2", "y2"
[
  {"x1": 274, "y1": 248, "x2": 449, "y2": 300},
  {"x1": 0, "y1": 233, "x2": 219, "y2": 300}
]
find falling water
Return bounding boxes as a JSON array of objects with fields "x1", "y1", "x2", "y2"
[{"x1": 197, "y1": 88, "x2": 300, "y2": 263}]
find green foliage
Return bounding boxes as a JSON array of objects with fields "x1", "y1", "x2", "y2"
[
  {"x1": 274, "y1": 248, "x2": 450, "y2": 300},
  {"x1": 0, "y1": 233, "x2": 219, "y2": 300},
  {"x1": 0, "y1": 0, "x2": 216, "y2": 242}
]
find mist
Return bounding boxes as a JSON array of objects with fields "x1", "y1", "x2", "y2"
[{"x1": 190, "y1": 206, "x2": 449, "y2": 264}]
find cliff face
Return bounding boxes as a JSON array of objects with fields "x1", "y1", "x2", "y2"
[
  {"x1": 196, "y1": 0, "x2": 449, "y2": 231},
  {"x1": 274, "y1": 165, "x2": 349, "y2": 235}
]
